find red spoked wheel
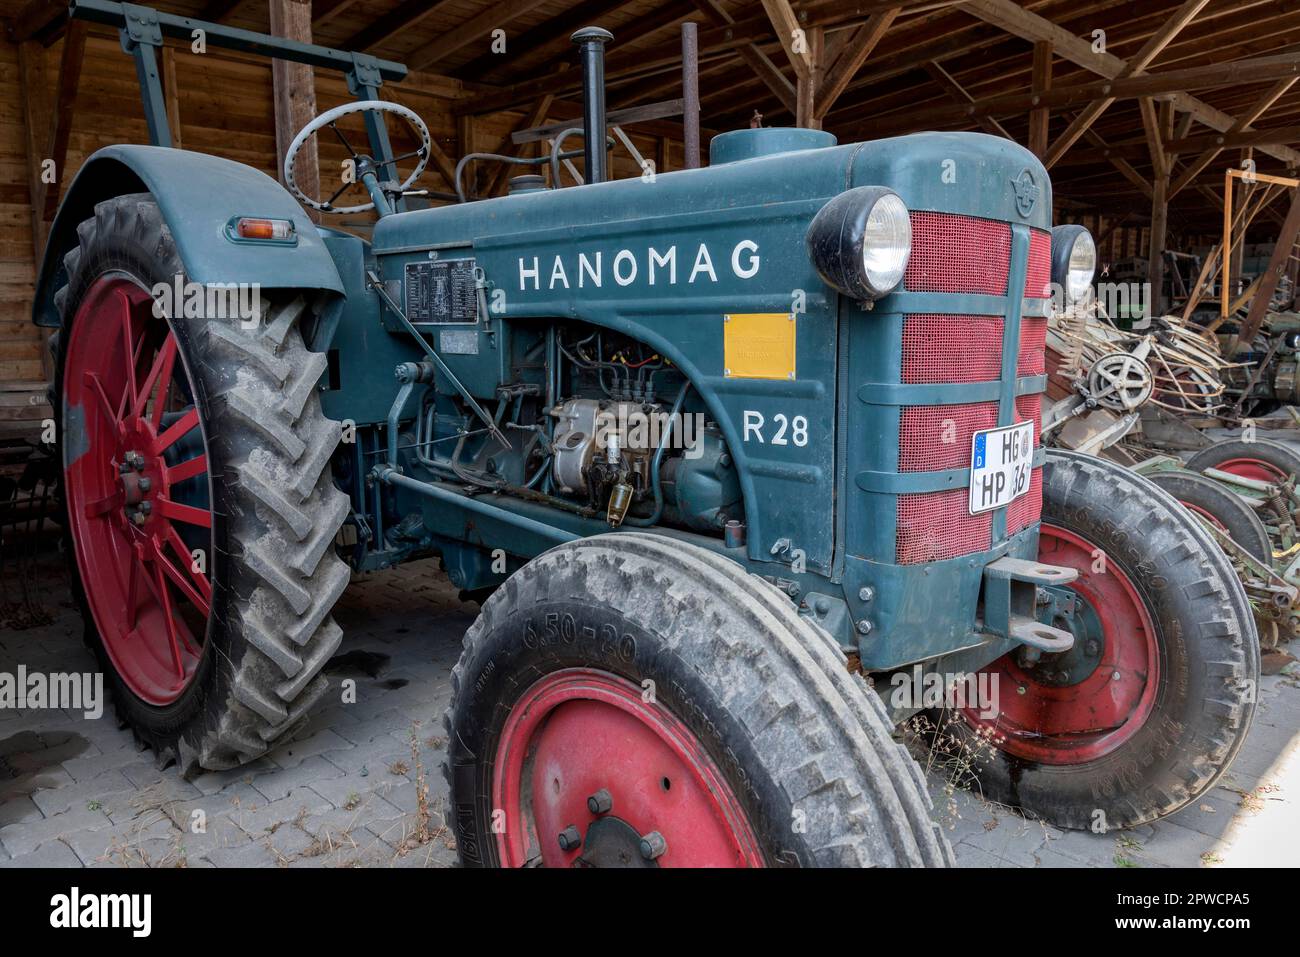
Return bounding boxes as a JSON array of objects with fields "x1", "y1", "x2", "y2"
[
  {"x1": 962, "y1": 524, "x2": 1159, "y2": 765},
  {"x1": 62, "y1": 275, "x2": 212, "y2": 706},
  {"x1": 492, "y1": 669, "x2": 763, "y2": 868}
]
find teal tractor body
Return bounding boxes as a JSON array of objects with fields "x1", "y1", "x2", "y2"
[{"x1": 39, "y1": 3, "x2": 1259, "y2": 857}]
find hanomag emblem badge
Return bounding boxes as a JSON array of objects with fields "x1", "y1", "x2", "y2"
[{"x1": 1011, "y1": 168, "x2": 1039, "y2": 217}]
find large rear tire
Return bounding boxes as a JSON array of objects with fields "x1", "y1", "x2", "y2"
[
  {"x1": 445, "y1": 533, "x2": 951, "y2": 867},
  {"x1": 54, "y1": 194, "x2": 350, "y2": 773},
  {"x1": 947, "y1": 451, "x2": 1258, "y2": 831}
]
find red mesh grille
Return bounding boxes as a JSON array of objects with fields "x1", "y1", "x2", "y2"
[
  {"x1": 1018, "y1": 316, "x2": 1047, "y2": 377},
  {"x1": 899, "y1": 402, "x2": 998, "y2": 472},
  {"x1": 1007, "y1": 466, "x2": 1044, "y2": 535},
  {"x1": 1025, "y1": 229, "x2": 1052, "y2": 298},
  {"x1": 1015, "y1": 393, "x2": 1042, "y2": 448},
  {"x1": 905, "y1": 212, "x2": 1011, "y2": 295},
  {"x1": 897, "y1": 488, "x2": 992, "y2": 564},
  {"x1": 902, "y1": 315, "x2": 1003, "y2": 383}
]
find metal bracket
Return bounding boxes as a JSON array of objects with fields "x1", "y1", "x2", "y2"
[
  {"x1": 982, "y1": 556, "x2": 1078, "y2": 653},
  {"x1": 120, "y1": 2, "x2": 163, "y2": 45}
]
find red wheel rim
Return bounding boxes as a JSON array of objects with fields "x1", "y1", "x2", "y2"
[
  {"x1": 492, "y1": 669, "x2": 764, "y2": 867},
  {"x1": 63, "y1": 276, "x2": 213, "y2": 705},
  {"x1": 962, "y1": 524, "x2": 1160, "y2": 765},
  {"x1": 1209, "y1": 457, "x2": 1289, "y2": 484},
  {"x1": 1180, "y1": 500, "x2": 1229, "y2": 532}
]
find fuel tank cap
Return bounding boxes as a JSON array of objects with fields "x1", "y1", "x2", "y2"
[{"x1": 709, "y1": 127, "x2": 837, "y2": 165}]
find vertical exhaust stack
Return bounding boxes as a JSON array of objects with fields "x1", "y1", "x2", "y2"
[{"x1": 571, "y1": 27, "x2": 613, "y2": 184}]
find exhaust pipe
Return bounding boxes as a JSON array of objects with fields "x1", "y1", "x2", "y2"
[{"x1": 571, "y1": 27, "x2": 613, "y2": 184}]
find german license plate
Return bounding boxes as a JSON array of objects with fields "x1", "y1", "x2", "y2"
[{"x1": 969, "y1": 420, "x2": 1034, "y2": 514}]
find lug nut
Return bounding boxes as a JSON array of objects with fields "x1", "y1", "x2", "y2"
[
  {"x1": 639, "y1": 830, "x2": 667, "y2": 861},
  {"x1": 139, "y1": 501, "x2": 152, "y2": 514},
  {"x1": 131, "y1": 511, "x2": 147, "y2": 527},
  {"x1": 557, "y1": 824, "x2": 582, "y2": 851},
  {"x1": 586, "y1": 788, "x2": 613, "y2": 815},
  {"x1": 138, "y1": 477, "x2": 152, "y2": 493}
]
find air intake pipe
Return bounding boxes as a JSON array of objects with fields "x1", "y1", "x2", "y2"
[{"x1": 571, "y1": 27, "x2": 613, "y2": 184}]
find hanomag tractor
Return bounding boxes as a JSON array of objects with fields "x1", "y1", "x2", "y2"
[{"x1": 39, "y1": 3, "x2": 1259, "y2": 867}]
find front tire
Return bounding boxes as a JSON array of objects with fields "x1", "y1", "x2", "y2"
[
  {"x1": 948, "y1": 451, "x2": 1258, "y2": 830},
  {"x1": 445, "y1": 533, "x2": 951, "y2": 867},
  {"x1": 55, "y1": 194, "x2": 350, "y2": 773}
]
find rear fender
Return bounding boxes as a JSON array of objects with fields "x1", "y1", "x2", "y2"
[{"x1": 33, "y1": 144, "x2": 343, "y2": 327}]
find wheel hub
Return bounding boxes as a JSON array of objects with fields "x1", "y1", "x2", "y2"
[{"x1": 492, "y1": 669, "x2": 764, "y2": 868}]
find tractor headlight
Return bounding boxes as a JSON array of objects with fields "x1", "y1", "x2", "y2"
[
  {"x1": 1051, "y1": 224, "x2": 1096, "y2": 305},
  {"x1": 807, "y1": 187, "x2": 911, "y2": 301}
]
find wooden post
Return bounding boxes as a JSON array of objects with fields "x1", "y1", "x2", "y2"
[
  {"x1": 1236, "y1": 185, "x2": 1300, "y2": 348},
  {"x1": 269, "y1": 0, "x2": 320, "y2": 221},
  {"x1": 1143, "y1": 99, "x2": 1173, "y2": 316},
  {"x1": 161, "y1": 47, "x2": 182, "y2": 151},
  {"x1": 1028, "y1": 40, "x2": 1051, "y2": 158}
]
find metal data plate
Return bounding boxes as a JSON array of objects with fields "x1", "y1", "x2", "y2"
[
  {"x1": 404, "y1": 259, "x2": 478, "y2": 325},
  {"x1": 722, "y1": 312, "x2": 796, "y2": 380}
]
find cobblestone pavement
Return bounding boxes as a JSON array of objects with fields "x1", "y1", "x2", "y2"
[{"x1": 2, "y1": 547, "x2": 1297, "y2": 868}]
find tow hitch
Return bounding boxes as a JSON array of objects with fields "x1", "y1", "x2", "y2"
[{"x1": 981, "y1": 556, "x2": 1079, "y2": 653}]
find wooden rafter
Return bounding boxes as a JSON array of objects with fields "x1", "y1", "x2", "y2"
[
  {"x1": 408, "y1": 0, "x2": 554, "y2": 73},
  {"x1": 761, "y1": 0, "x2": 812, "y2": 80},
  {"x1": 1028, "y1": 40, "x2": 1050, "y2": 158},
  {"x1": 813, "y1": 8, "x2": 899, "y2": 121},
  {"x1": 342, "y1": 0, "x2": 459, "y2": 53},
  {"x1": 924, "y1": 60, "x2": 1012, "y2": 139},
  {"x1": 692, "y1": 0, "x2": 796, "y2": 114},
  {"x1": 1042, "y1": 0, "x2": 1210, "y2": 168}
]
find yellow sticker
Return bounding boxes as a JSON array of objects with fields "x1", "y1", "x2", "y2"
[{"x1": 723, "y1": 313, "x2": 796, "y2": 381}]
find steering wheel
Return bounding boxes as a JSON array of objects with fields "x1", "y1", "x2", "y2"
[{"x1": 284, "y1": 100, "x2": 432, "y2": 214}]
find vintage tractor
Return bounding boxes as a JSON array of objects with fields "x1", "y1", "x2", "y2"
[{"x1": 37, "y1": 3, "x2": 1259, "y2": 867}]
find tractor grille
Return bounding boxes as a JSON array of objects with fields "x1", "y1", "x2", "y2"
[
  {"x1": 898, "y1": 488, "x2": 992, "y2": 563},
  {"x1": 900, "y1": 402, "x2": 998, "y2": 472},
  {"x1": 893, "y1": 218, "x2": 1048, "y2": 565},
  {"x1": 901, "y1": 314, "x2": 1003, "y2": 382},
  {"x1": 1025, "y1": 228, "x2": 1052, "y2": 298},
  {"x1": 905, "y1": 212, "x2": 1011, "y2": 295}
]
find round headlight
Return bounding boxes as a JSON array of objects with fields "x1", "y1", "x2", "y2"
[
  {"x1": 807, "y1": 187, "x2": 911, "y2": 301},
  {"x1": 1051, "y1": 224, "x2": 1096, "y2": 304}
]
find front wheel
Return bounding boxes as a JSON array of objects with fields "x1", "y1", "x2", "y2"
[
  {"x1": 445, "y1": 533, "x2": 951, "y2": 867},
  {"x1": 949, "y1": 451, "x2": 1258, "y2": 830}
]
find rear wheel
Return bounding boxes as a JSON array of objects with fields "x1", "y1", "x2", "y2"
[
  {"x1": 446, "y1": 533, "x2": 951, "y2": 867},
  {"x1": 1144, "y1": 469, "x2": 1272, "y2": 562},
  {"x1": 55, "y1": 194, "x2": 350, "y2": 773},
  {"x1": 950, "y1": 452, "x2": 1258, "y2": 830}
]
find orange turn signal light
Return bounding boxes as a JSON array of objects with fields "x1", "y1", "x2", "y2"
[{"x1": 233, "y1": 217, "x2": 295, "y2": 241}]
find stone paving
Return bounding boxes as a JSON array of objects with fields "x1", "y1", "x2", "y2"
[{"x1": 1, "y1": 544, "x2": 1297, "y2": 868}]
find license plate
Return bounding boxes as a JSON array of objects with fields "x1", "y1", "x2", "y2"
[{"x1": 969, "y1": 420, "x2": 1034, "y2": 515}]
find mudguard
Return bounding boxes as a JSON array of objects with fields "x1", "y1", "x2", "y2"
[{"x1": 32, "y1": 144, "x2": 343, "y2": 327}]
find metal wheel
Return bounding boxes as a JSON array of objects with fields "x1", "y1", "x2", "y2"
[{"x1": 63, "y1": 275, "x2": 212, "y2": 705}]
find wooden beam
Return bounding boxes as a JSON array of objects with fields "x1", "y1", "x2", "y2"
[
  {"x1": 161, "y1": 46, "x2": 182, "y2": 153},
  {"x1": 795, "y1": 26, "x2": 824, "y2": 128},
  {"x1": 1082, "y1": 127, "x2": 1153, "y2": 199},
  {"x1": 463, "y1": 0, "x2": 638, "y2": 81},
  {"x1": 45, "y1": 22, "x2": 86, "y2": 221},
  {"x1": 958, "y1": 0, "x2": 1300, "y2": 168},
  {"x1": 269, "y1": 0, "x2": 319, "y2": 221},
  {"x1": 1166, "y1": 125, "x2": 1300, "y2": 152},
  {"x1": 1169, "y1": 78, "x2": 1300, "y2": 199},
  {"x1": 1237, "y1": 184, "x2": 1300, "y2": 346},
  {"x1": 691, "y1": 0, "x2": 796, "y2": 114},
  {"x1": 9, "y1": 0, "x2": 65, "y2": 43},
  {"x1": 866, "y1": 51, "x2": 1300, "y2": 138},
  {"x1": 813, "y1": 8, "x2": 898, "y2": 121},
  {"x1": 1028, "y1": 40, "x2": 1051, "y2": 158},
  {"x1": 408, "y1": 0, "x2": 553, "y2": 73},
  {"x1": 343, "y1": 0, "x2": 459, "y2": 52},
  {"x1": 924, "y1": 61, "x2": 1012, "y2": 139},
  {"x1": 199, "y1": 0, "x2": 246, "y2": 24},
  {"x1": 1148, "y1": 99, "x2": 1174, "y2": 314},
  {"x1": 486, "y1": 94, "x2": 556, "y2": 198},
  {"x1": 761, "y1": 0, "x2": 812, "y2": 80}
]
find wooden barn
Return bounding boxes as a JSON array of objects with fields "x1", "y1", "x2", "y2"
[{"x1": 2, "y1": 0, "x2": 1299, "y2": 438}]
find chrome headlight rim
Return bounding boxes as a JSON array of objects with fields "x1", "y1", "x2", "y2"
[
  {"x1": 806, "y1": 186, "x2": 912, "y2": 301},
  {"x1": 1051, "y1": 224, "x2": 1097, "y2": 305}
]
